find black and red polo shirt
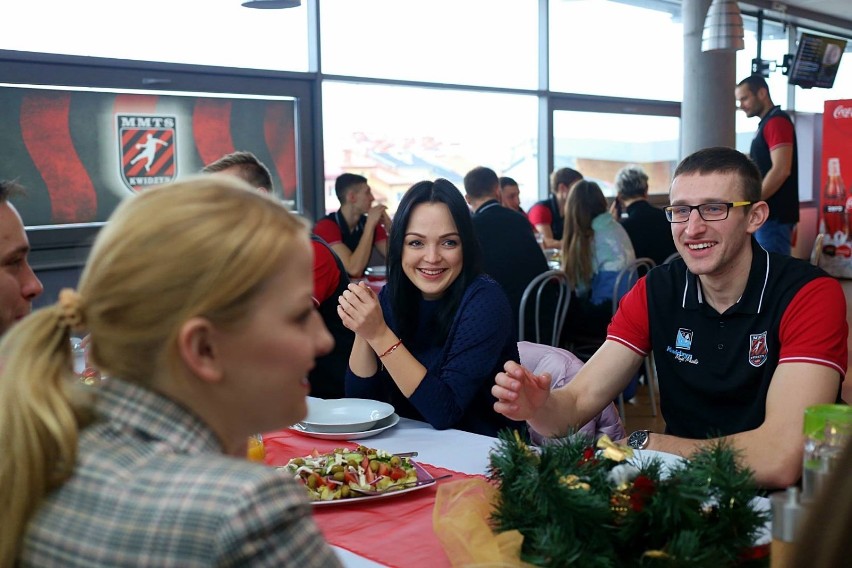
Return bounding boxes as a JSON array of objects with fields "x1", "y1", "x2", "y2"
[{"x1": 608, "y1": 238, "x2": 846, "y2": 439}]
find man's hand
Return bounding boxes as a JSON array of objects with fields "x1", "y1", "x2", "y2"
[
  {"x1": 492, "y1": 360, "x2": 552, "y2": 421},
  {"x1": 365, "y1": 204, "x2": 387, "y2": 228}
]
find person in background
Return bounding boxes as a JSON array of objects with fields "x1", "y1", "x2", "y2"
[
  {"x1": 498, "y1": 176, "x2": 525, "y2": 215},
  {"x1": 314, "y1": 173, "x2": 391, "y2": 277},
  {"x1": 613, "y1": 165, "x2": 676, "y2": 266},
  {"x1": 560, "y1": 180, "x2": 635, "y2": 346},
  {"x1": 0, "y1": 177, "x2": 339, "y2": 567},
  {"x1": 735, "y1": 75, "x2": 799, "y2": 255},
  {"x1": 338, "y1": 179, "x2": 521, "y2": 437},
  {"x1": 493, "y1": 147, "x2": 847, "y2": 490},
  {"x1": 0, "y1": 180, "x2": 44, "y2": 336},
  {"x1": 204, "y1": 151, "x2": 352, "y2": 399},
  {"x1": 463, "y1": 166, "x2": 548, "y2": 338},
  {"x1": 528, "y1": 167, "x2": 583, "y2": 249},
  {"x1": 201, "y1": 150, "x2": 275, "y2": 193}
]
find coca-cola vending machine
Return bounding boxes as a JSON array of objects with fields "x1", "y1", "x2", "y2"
[{"x1": 817, "y1": 99, "x2": 852, "y2": 278}]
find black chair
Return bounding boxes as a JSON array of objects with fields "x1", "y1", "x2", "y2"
[
  {"x1": 611, "y1": 257, "x2": 659, "y2": 425},
  {"x1": 518, "y1": 270, "x2": 571, "y2": 347}
]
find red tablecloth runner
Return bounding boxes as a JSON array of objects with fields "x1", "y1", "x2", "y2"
[{"x1": 263, "y1": 429, "x2": 483, "y2": 568}]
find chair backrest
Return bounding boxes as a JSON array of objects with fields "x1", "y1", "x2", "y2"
[
  {"x1": 663, "y1": 251, "x2": 681, "y2": 265},
  {"x1": 810, "y1": 233, "x2": 824, "y2": 267},
  {"x1": 611, "y1": 257, "x2": 656, "y2": 316},
  {"x1": 518, "y1": 341, "x2": 625, "y2": 443},
  {"x1": 518, "y1": 269, "x2": 571, "y2": 346}
]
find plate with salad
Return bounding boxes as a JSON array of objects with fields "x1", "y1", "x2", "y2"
[{"x1": 280, "y1": 445, "x2": 438, "y2": 506}]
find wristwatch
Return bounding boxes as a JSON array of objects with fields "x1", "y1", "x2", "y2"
[{"x1": 627, "y1": 430, "x2": 651, "y2": 450}]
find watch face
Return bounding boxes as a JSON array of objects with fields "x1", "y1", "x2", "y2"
[{"x1": 628, "y1": 430, "x2": 649, "y2": 450}]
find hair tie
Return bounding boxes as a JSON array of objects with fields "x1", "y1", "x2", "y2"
[{"x1": 58, "y1": 288, "x2": 85, "y2": 332}]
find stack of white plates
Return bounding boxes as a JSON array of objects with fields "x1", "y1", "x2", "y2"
[{"x1": 291, "y1": 397, "x2": 399, "y2": 440}]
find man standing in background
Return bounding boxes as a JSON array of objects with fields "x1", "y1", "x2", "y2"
[
  {"x1": 735, "y1": 75, "x2": 799, "y2": 255},
  {"x1": 0, "y1": 180, "x2": 43, "y2": 336},
  {"x1": 314, "y1": 173, "x2": 390, "y2": 278}
]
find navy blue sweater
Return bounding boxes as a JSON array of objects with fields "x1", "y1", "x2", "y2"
[{"x1": 345, "y1": 275, "x2": 521, "y2": 438}]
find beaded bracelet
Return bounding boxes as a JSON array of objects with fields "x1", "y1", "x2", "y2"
[{"x1": 379, "y1": 339, "x2": 402, "y2": 359}]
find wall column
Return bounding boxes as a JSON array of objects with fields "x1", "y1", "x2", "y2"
[{"x1": 682, "y1": 0, "x2": 738, "y2": 157}]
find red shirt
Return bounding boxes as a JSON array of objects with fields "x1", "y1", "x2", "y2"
[{"x1": 312, "y1": 240, "x2": 341, "y2": 305}]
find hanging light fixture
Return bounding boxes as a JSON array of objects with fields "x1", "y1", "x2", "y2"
[
  {"x1": 702, "y1": 0, "x2": 744, "y2": 52},
  {"x1": 242, "y1": 0, "x2": 301, "y2": 8}
]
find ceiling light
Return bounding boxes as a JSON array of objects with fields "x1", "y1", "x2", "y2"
[
  {"x1": 702, "y1": 0, "x2": 744, "y2": 52},
  {"x1": 242, "y1": 0, "x2": 301, "y2": 9}
]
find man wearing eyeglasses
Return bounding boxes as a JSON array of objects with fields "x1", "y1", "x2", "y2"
[{"x1": 492, "y1": 147, "x2": 847, "y2": 490}]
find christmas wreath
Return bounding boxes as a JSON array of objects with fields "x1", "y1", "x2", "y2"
[{"x1": 488, "y1": 431, "x2": 770, "y2": 567}]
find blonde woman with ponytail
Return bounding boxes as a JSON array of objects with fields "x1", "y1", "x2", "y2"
[{"x1": 0, "y1": 176, "x2": 339, "y2": 567}]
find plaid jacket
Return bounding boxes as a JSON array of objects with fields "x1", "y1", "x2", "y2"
[{"x1": 21, "y1": 378, "x2": 341, "y2": 567}]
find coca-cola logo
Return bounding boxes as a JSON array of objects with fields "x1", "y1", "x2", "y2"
[{"x1": 833, "y1": 105, "x2": 852, "y2": 119}]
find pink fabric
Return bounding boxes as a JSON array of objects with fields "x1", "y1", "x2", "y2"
[
  {"x1": 518, "y1": 341, "x2": 625, "y2": 443},
  {"x1": 263, "y1": 429, "x2": 481, "y2": 567}
]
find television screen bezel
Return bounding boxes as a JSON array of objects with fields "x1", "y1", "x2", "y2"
[{"x1": 788, "y1": 32, "x2": 847, "y2": 89}]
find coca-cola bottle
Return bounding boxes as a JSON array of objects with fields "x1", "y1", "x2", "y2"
[{"x1": 821, "y1": 157, "x2": 847, "y2": 244}]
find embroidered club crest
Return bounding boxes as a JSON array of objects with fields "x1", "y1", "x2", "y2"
[
  {"x1": 117, "y1": 114, "x2": 177, "y2": 191},
  {"x1": 749, "y1": 331, "x2": 768, "y2": 367},
  {"x1": 675, "y1": 328, "x2": 693, "y2": 350}
]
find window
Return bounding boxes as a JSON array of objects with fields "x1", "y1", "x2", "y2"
[
  {"x1": 553, "y1": 110, "x2": 680, "y2": 196},
  {"x1": 549, "y1": 0, "x2": 683, "y2": 101},
  {"x1": 319, "y1": 0, "x2": 538, "y2": 89},
  {"x1": 322, "y1": 81, "x2": 538, "y2": 213},
  {"x1": 0, "y1": 0, "x2": 309, "y2": 71}
]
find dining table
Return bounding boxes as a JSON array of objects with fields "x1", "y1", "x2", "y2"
[
  {"x1": 263, "y1": 416, "x2": 773, "y2": 568},
  {"x1": 263, "y1": 416, "x2": 496, "y2": 567}
]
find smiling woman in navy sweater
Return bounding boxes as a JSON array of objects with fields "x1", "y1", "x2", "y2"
[{"x1": 338, "y1": 178, "x2": 520, "y2": 437}]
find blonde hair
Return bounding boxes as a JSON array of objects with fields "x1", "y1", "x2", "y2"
[
  {"x1": 0, "y1": 175, "x2": 306, "y2": 564},
  {"x1": 561, "y1": 180, "x2": 608, "y2": 289}
]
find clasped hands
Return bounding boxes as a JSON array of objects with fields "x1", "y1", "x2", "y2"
[{"x1": 337, "y1": 282, "x2": 386, "y2": 341}]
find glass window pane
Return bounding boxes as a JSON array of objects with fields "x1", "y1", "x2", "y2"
[
  {"x1": 0, "y1": 1, "x2": 308, "y2": 72},
  {"x1": 549, "y1": 0, "x2": 683, "y2": 101},
  {"x1": 553, "y1": 110, "x2": 681, "y2": 196},
  {"x1": 320, "y1": 0, "x2": 538, "y2": 89},
  {"x1": 322, "y1": 82, "x2": 539, "y2": 213}
]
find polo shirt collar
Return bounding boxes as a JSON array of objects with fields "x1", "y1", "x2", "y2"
[
  {"x1": 474, "y1": 199, "x2": 501, "y2": 216},
  {"x1": 681, "y1": 237, "x2": 770, "y2": 314}
]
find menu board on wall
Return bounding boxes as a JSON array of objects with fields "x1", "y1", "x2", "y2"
[
  {"x1": 788, "y1": 32, "x2": 847, "y2": 89},
  {"x1": 0, "y1": 85, "x2": 298, "y2": 227}
]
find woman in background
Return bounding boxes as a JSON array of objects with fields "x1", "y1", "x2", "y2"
[
  {"x1": 0, "y1": 177, "x2": 339, "y2": 567},
  {"x1": 561, "y1": 180, "x2": 635, "y2": 347},
  {"x1": 339, "y1": 179, "x2": 520, "y2": 437}
]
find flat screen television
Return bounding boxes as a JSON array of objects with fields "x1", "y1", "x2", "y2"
[{"x1": 788, "y1": 32, "x2": 847, "y2": 89}]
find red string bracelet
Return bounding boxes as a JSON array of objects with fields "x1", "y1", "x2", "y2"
[{"x1": 379, "y1": 339, "x2": 402, "y2": 359}]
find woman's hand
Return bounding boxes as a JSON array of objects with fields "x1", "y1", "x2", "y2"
[{"x1": 337, "y1": 282, "x2": 387, "y2": 342}]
